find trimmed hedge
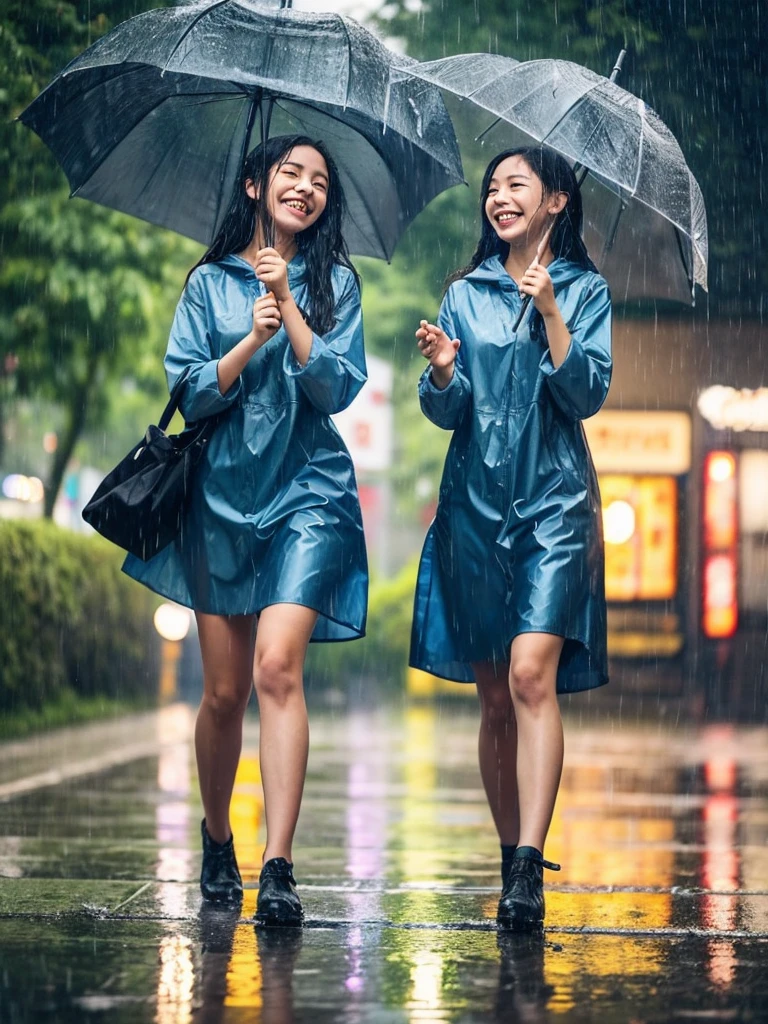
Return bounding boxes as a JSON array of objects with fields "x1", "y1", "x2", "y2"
[{"x1": 0, "y1": 519, "x2": 160, "y2": 712}]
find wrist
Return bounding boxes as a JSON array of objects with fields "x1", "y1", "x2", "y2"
[{"x1": 430, "y1": 363, "x2": 455, "y2": 390}]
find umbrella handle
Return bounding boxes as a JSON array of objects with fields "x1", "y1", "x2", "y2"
[
  {"x1": 511, "y1": 218, "x2": 557, "y2": 332},
  {"x1": 512, "y1": 47, "x2": 626, "y2": 334}
]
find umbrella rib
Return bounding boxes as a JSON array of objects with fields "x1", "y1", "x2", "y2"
[
  {"x1": 538, "y1": 73, "x2": 608, "y2": 149},
  {"x1": 334, "y1": 12, "x2": 354, "y2": 109},
  {"x1": 69, "y1": 89, "x2": 244, "y2": 200},
  {"x1": 162, "y1": 0, "x2": 235, "y2": 73},
  {"x1": 631, "y1": 98, "x2": 646, "y2": 197}
]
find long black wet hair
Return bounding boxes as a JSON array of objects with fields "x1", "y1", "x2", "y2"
[
  {"x1": 189, "y1": 134, "x2": 359, "y2": 336},
  {"x1": 449, "y1": 146, "x2": 596, "y2": 285}
]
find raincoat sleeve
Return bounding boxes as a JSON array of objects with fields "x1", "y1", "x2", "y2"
[
  {"x1": 164, "y1": 271, "x2": 242, "y2": 422},
  {"x1": 282, "y1": 268, "x2": 367, "y2": 415},
  {"x1": 539, "y1": 275, "x2": 612, "y2": 420},
  {"x1": 418, "y1": 288, "x2": 472, "y2": 430}
]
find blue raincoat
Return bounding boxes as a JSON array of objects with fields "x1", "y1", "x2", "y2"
[
  {"x1": 410, "y1": 255, "x2": 612, "y2": 692},
  {"x1": 124, "y1": 254, "x2": 368, "y2": 642}
]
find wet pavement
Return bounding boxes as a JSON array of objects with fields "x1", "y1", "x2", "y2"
[{"x1": 1, "y1": 701, "x2": 767, "y2": 1022}]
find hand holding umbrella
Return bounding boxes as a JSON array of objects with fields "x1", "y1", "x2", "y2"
[
  {"x1": 394, "y1": 48, "x2": 707, "y2": 304},
  {"x1": 514, "y1": 217, "x2": 558, "y2": 330}
]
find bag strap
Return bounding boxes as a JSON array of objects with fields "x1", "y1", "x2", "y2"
[{"x1": 157, "y1": 367, "x2": 192, "y2": 433}]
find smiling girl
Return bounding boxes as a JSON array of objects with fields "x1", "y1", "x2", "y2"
[
  {"x1": 124, "y1": 135, "x2": 367, "y2": 926},
  {"x1": 411, "y1": 146, "x2": 612, "y2": 931}
]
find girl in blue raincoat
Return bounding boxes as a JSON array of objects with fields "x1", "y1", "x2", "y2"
[
  {"x1": 411, "y1": 147, "x2": 611, "y2": 931},
  {"x1": 124, "y1": 135, "x2": 368, "y2": 926}
]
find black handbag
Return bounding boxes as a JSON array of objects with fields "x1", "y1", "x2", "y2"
[{"x1": 82, "y1": 369, "x2": 220, "y2": 561}]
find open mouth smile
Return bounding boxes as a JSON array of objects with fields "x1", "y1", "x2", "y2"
[{"x1": 283, "y1": 199, "x2": 311, "y2": 216}]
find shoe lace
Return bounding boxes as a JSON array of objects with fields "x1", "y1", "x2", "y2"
[{"x1": 540, "y1": 858, "x2": 561, "y2": 872}]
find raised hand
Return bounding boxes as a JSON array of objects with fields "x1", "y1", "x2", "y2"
[{"x1": 416, "y1": 319, "x2": 461, "y2": 390}]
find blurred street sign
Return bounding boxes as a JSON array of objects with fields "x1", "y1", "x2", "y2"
[
  {"x1": 332, "y1": 354, "x2": 393, "y2": 473},
  {"x1": 584, "y1": 410, "x2": 691, "y2": 474}
]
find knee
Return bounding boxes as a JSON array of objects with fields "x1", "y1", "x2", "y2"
[
  {"x1": 477, "y1": 682, "x2": 514, "y2": 728},
  {"x1": 201, "y1": 678, "x2": 250, "y2": 721},
  {"x1": 254, "y1": 649, "x2": 302, "y2": 707},
  {"x1": 509, "y1": 658, "x2": 552, "y2": 711}
]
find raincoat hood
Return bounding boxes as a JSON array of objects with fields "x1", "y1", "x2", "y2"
[{"x1": 462, "y1": 254, "x2": 597, "y2": 289}]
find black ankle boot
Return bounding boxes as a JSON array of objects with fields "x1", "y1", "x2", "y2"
[
  {"x1": 501, "y1": 844, "x2": 517, "y2": 890},
  {"x1": 200, "y1": 819, "x2": 243, "y2": 906},
  {"x1": 497, "y1": 846, "x2": 560, "y2": 931},
  {"x1": 255, "y1": 857, "x2": 303, "y2": 927}
]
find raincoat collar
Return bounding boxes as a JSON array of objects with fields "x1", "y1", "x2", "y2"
[
  {"x1": 220, "y1": 252, "x2": 308, "y2": 284},
  {"x1": 463, "y1": 254, "x2": 589, "y2": 289}
]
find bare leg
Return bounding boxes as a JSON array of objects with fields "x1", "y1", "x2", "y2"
[
  {"x1": 195, "y1": 613, "x2": 255, "y2": 844},
  {"x1": 508, "y1": 632, "x2": 565, "y2": 853},
  {"x1": 253, "y1": 603, "x2": 318, "y2": 865},
  {"x1": 473, "y1": 661, "x2": 519, "y2": 846}
]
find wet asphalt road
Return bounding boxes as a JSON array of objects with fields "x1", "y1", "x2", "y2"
[{"x1": 0, "y1": 701, "x2": 767, "y2": 1022}]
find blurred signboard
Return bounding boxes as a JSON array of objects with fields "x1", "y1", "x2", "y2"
[
  {"x1": 584, "y1": 410, "x2": 691, "y2": 474},
  {"x1": 332, "y1": 354, "x2": 393, "y2": 473},
  {"x1": 600, "y1": 474, "x2": 678, "y2": 602},
  {"x1": 739, "y1": 450, "x2": 768, "y2": 532},
  {"x1": 698, "y1": 386, "x2": 768, "y2": 432}
]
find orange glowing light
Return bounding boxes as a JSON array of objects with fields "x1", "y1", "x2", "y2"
[
  {"x1": 703, "y1": 554, "x2": 738, "y2": 638},
  {"x1": 707, "y1": 452, "x2": 736, "y2": 483},
  {"x1": 704, "y1": 452, "x2": 738, "y2": 551},
  {"x1": 704, "y1": 757, "x2": 737, "y2": 792}
]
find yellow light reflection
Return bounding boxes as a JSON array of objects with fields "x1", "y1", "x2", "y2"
[
  {"x1": 549, "y1": 764, "x2": 676, "y2": 893},
  {"x1": 390, "y1": 704, "x2": 448, "y2": 932},
  {"x1": 224, "y1": 927, "x2": 262, "y2": 1009},
  {"x1": 230, "y1": 755, "x2": 264, "y2": 883},
  {"x1": 156, "y1": 734, "x2": 192, "y2": 919},
  {"x1": 408, "y1": 951, "x2": 444, "y2": 1016},
  {"x1": 544, "y1": 935, "x2": 668, "y2": 1014},
  {"x1": 156, "y1": 934, "x2": 194, "y2": 1024},
  {"x1": 400, "y1": 704, "x2": 441, "y2": 881}
]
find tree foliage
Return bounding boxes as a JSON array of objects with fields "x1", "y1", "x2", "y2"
[{"x1": 0, "y1": 1, "x2": 197, "y2": 513}]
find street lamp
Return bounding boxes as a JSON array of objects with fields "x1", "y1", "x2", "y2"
[{"x1": 153, "y1": 602, "x2": 191, "y2": 704}]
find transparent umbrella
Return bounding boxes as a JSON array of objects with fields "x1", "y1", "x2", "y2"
[
  {"x1": 20, "y1": 0, "x2": 463, "y2": 260},
  {"x1": 388, "y1": 51, "x2": 708, "y2": 305}
]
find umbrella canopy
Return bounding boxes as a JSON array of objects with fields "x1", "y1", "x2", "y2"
[
  {"x1": 389, "y1": 52, "x2": 707, "y2": 302},
  {"x1": 20, "y1": 0, "x2": 463, "y2": 261}
]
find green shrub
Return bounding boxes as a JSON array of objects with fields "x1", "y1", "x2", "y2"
[
  {"x1": 0, "y1": 519, "x2": 160, "y2": 712},
  {"x1": 306, "y1": 558, "x2": 419, "y2": 692}
]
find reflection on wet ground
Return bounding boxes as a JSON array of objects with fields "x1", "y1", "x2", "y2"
[{"x1": 1, "y1": 703, "x2": 767, "y2": 1021}]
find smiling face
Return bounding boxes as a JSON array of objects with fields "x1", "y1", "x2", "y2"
[
  {"x1": 484, "y1": 154, "x2": 566, "y2": 250},
  {"x1": 247, "y1": 144, "x2": 329, "y2": 239}
]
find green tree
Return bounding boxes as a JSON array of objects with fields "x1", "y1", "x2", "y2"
[{"x1": 0, "y1": 1, "x2": 194, "y2": 514}]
